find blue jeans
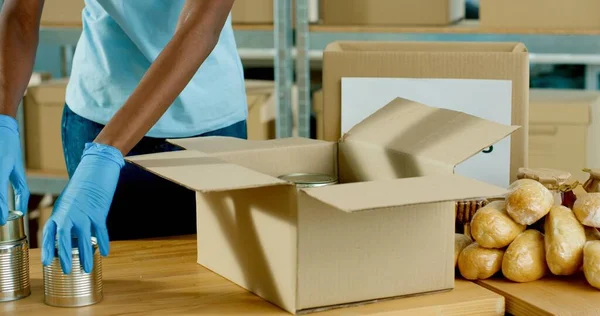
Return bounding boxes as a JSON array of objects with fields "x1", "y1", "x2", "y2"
[{"x1": 61, "y1": 104, "x2": 247, "y2": 240}]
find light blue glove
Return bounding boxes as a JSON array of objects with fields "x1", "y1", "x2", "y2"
[
  {"x1": 42, "y1": 142, "x2": 124, "y2": 274},
  {"x1": 0, "y1": 115, "x2": 29, "y2": 225}
]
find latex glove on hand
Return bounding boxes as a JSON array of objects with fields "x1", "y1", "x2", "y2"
[
  {"x1": 0, "y1": 115, "x2": 29, "y2": 225},
  {"x1": 42, "y1": 143, "x2": 124, "y2": 274}
]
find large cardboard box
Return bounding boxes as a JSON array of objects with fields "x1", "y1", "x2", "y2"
[
  {"x1": 40, "y1": 0, "x2": 85, "y2": 27},
  {"x1": 529, "y1": 89, "x2": 600, "y2": 183},
  {"x1": 321, "y1": 0, "x2": 464, "y2": 26},
  {"x1": 323, "y1": 41, "x2": 529, "y2": 183},
  {"x1": 127, "y1": 98, "x2": 515, "y2": 314},
  {"x1": 480, "y1": 0, "x2": 600, "y2": 30},
  {"x1": 23, "y1": 79, "x2": 68, "y2": 173}
]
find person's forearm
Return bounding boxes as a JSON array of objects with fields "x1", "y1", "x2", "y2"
[
  {"x1": 94, "y1": 0, "x2": 234, "y2": 155},
  {"x1": 0, "y1": 0, "x2": 44, "y2": 118}
]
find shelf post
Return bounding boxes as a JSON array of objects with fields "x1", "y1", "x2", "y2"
[
  {"x1": 295, "y1": 0, "x2": 311, "y2": 138},
  {"x1": 274, "y1": 0, "x2": 294, "y2": 138}
]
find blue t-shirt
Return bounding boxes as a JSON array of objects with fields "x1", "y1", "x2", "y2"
[{"x1": 66, "y1": 0, "x2": 247, "y2": 138}]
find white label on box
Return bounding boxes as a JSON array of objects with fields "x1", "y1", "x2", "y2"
[{"x1": 341, "y1": 77, "x2": 513, "y2": 188}]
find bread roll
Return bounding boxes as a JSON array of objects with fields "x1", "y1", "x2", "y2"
[
  {"x1": 573, "y1": 193, "x2": 600, "y2": 228},
  {"x1": 502, "y1": 230, "x2": 547, "y2": 282},
  {"x1": 583, "y1": 241, "x2": 600, "y2": 290},
  {"x1": 508, "y1": 178, "x2": 539, "y2": 190},
  {"x1": 471, "y1": 201, "x2": 525, "y2": 248},
  {"x1": 455, "y1": 234, "x2": 473, "y2": 267},
  {"x1": 506, "y1": 180, "x2": 554, "y2": 225},
  {"x1": 458, "y1": 243, "x2": 504, "y2": 280},
  {"x1": 544, "y1": 205, "x2": 586, "y2": 275}
]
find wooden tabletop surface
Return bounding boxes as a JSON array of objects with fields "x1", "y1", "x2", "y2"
[
  {"x1": 478, "y1": 275, "x2": 600, "y2": 316},
  {"x1": 3, "y1": 235, "x2": 504, "y2": 315}
]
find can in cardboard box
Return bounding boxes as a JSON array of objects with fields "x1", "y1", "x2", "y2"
[{"x1": 278, "y1": 173, "x2": 338, "y2": 188}]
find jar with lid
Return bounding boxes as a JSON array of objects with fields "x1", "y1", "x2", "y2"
[
  {"x1": 582, "y1": 168, "x2": 600, "y2": 193},
  {"x1": 516, "y1": 167, "x2": 578, "y2": 209}
]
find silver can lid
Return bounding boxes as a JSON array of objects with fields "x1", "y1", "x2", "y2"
[
  {"x1": 278, "y1": 173, "x2": 338, "y2": 188},
  {"x1": 0, "y1": 211, "x2": 26, "y2": 243}
]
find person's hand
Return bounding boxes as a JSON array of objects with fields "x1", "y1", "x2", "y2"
[
  {"x1": 0, "y1": 115, "x2": 29, "y2": 225},
  {"x1": 42, "y1": 142, "x2": 124, "y2": 274}
]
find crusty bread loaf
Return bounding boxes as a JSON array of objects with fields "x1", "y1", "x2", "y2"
[
  {"x1": 583, "y1": 241, "x2": 600, "y2": 290},
  {"x1": 502, "y1": 230, "x2": 547, "y2": 282},
  {"x1": 471, "y1": 201, "x2": 525, "y2": 249},
  {"x1": 458, "y1": 243, "x2": 504, "y2": 280},
  {"x1": 544, "y1": 205, "x2": 586, "y2": 276},
  {"x1": 455, "y1": 234, "x2": 473, "y2": 267},
  {"x1": 506, "y1": 180, "x2": 554, "y2": 225},
  {"x1": 573, "y1": 193, "x2": 600, "y2": 228}
]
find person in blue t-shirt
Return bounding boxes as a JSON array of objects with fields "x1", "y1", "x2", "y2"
[{"x1": 0, "y1": 0, "x2": 245, "y2": 274}]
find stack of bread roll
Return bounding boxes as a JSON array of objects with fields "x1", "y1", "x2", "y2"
[{"x1": 455, "y1": 179, "x2": 600, "y2": 290}]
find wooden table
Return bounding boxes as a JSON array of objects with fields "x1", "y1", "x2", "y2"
[
  {"x1": 3, "y1": 235, "x2": 504, "y2": 315},
  {"x1": 478, "y1": 275, "x2": 600, "y2": 316}
]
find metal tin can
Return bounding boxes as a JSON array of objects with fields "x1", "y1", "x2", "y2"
[
  {"x1": 0, "y1": 211, "x2": 31, "y2": 302},
  {"x1": 43, "y1": 237, "x2": 103, "y2": 307},
  {"x1": 278, "y1": 173, "x2": 338, "y2": 188}
]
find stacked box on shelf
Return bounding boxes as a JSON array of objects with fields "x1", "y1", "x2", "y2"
[
  {"x1": 245, "y1": 80, "x2": 276, "y2": 140},
  {"x1": 23, "y1": 79, "x2": 68, "y2": 173},
  {"x1": 528, "y1": 89, "x2": 600, "y2": 183},
  {"x1": 40, "y1": 0, "x2": 85, "y2": 27},
  {"x1": 320, "y1": 0, "x2": 465, "y2": 26},
  {"x1": 480, "y1": 0, "x2": 600, "y2": 30},
  {"x1": 232, "y1": 0, "x2": 274, "y2": 24},
  {"x1": 244, "y1": 80, "x2": 299, "y2": 140}
]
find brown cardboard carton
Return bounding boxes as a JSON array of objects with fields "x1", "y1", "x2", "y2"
[
  {"x1": 127, "y1": 98, "x2": 516, "y2": 314},
  {"x1": 480, "y1": 0, "x2": 600, "y2": 30},
  {"x1": 232, "y1": 0, "x2": 274, "y2": 24},
  {"x1": 23, "y1": 79, "x2": 68, "y2": 173},
  {"x1": 323, "y1": 41, "x2": 529, "y2": 182},
  {"x1": 245, "y1": 80, "x2": 276, "y2": 140},
  {"x1": 529, "y1": 89, "x2": 600, "y2": 183},
  {"x1": 321, "y1": 0, "x2": 464, "y2": 26},
  {"x1": 40, "y1": 0, "x2": 85, "y2": 27},
  {"x1": 244, "y1": 80, "x2": 299, "y2": 140}
]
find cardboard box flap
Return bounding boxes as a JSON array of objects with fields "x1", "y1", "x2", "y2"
[
  {"x1": 343, "y1": 97, "x2": 520, "y2": 167},
  {"x1": 126, "y1": 150, "x2": 289, "y2": 192},
  {"x1": 301, "y1": 174, "x2": 506, "y2": 213},
  {"x1": 169, "y1": 136, "x2": 327, "y2": 154},
  {"x1": 325, "y1": 41, "x2": 527, "y2": 53}
]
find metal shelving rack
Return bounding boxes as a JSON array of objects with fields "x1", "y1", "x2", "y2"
[
  {"x1": 14, "y1": 1, "x2": 600, "y2": 205},
  {"x1": 290, "y1": 7, "x2": 600, "y2": 138}
]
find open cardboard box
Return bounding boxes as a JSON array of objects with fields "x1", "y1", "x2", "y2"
[{"x1": 127, "y1": 98, "x2": 517, "y2": 314}]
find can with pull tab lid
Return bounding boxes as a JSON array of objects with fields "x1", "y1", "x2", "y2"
[
  {"x1": 278, "y1": 173, "x2": 338, "y2": 188},
  {"x1": 0, "y1": 211, "x2": 31, "y2": 302},
  {"x1": 43, "y1": 236, "x2": 103, "y2": 307}
]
